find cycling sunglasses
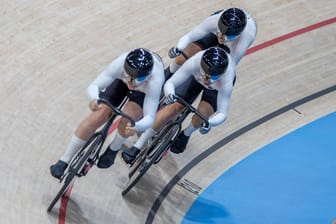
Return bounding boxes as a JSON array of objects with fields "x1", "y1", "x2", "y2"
[
  {"x1": 200, "y1": 67, "x2": 222, "y2": 81},
  {"x1": 224, "y1": 34, "x2": 239, "y2": 41},
  {"x1": 124, "y1": 71, "x2": 148, "y2": 83},
  {"x1": 217, "y1": 27, "x2": 240, "y2": 41}
]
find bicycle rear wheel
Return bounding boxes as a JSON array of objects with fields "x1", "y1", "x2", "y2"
[
  {"x1": 122, "y1": 124, "x2": 179, "y2": 196},
  {"x1": 47, "y1": 134, "x2": 104, "y2": 212}
]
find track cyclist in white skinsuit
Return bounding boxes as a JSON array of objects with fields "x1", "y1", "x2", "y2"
[
  {"x1": 166, "y1": 7, "x2": 257, "y2": 75},
  {"x1": 50, "y1": 48, "x2": 165, "y2": 179},
  {"x1": 122, "y1": 47, "x2": 236, "y2": 163},
  {"x1": 122, "y1": 8, "x2": 257, "y2": 163}
]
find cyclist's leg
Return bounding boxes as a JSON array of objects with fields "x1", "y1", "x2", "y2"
[
  {"x1": 121, "y1": 89, "x2": 185, "y2": 163},
  {"x1": 73, "y1": 79, "x2": 128, "y2": 152},
  {"x1": 135, "y1": 76, "x2": 201, "y2": 148},
  {"x1": 119, "y1": 90, "x2": 146, "y2": 137},
  {"x1": 75, "y1": 105, "x2": 113, "y2": 140},
  {"x1": 162, "y1": 78, "x2": 203, "y2": 154},
  {"x1": 121, "y1": 78, "x2": 200, "y2": 163},
  {"x1": 185, "y1": 88, "x2": 217, "y2": 135},
  {"x1": 121, "y1": 106, "x2": 180, "y2": 163},
  {"x1": 171, "y1": 87, "x2": 217, "y2": 154},
  {"x1": 50, "y1": 103, "x2": 114, "y2": 177},
  {"x1": 190, "y1": 89, "x2": 217, "y2": 128},
  {"x1": 50, "y1": 80, "x2": 127, "y2": 177},
  {"x1": 140, "y1": 78, "x2": 200, "y2": 143},
  {"x1": 98, "y1": 90, "x2": 145, "y2": 168}
]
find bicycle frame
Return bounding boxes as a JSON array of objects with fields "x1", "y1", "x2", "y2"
[
  {"x1": 147, "y1": 95, "x2": 209, "y2": 162},
  {"x1": 48, "y1": 93, "x2": 135, "y2": 212},
  {"x1": 59, "y1": 96, "x2": 133, "y2": 180},
  {"x1": 122, "y1": 95, "x2": 209, "y2": 195}
]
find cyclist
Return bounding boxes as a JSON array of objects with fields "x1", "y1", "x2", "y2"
[
  {"x1": 50, "y1": 48, "x2": 165, "y2": 179},
  {"x1": 165, "y1": 7, "x2": 257, "y2": 77},
  {"x1": 122, "y1": 8, "x2": 257, "y2": 163},
  {"x1": 122, "y1": 47, "x2": 236, "y2": 163}
]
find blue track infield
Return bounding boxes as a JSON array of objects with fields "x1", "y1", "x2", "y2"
[{"x1": 183, "y1": 112, "x2": 336, "y2": 224}]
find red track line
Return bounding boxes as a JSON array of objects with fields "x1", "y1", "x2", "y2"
[
  {"x1": 57, "y1": 17, "x2": 335, "y2": 223},
  {"x1": 58, "y1": 184, "x2": 74, "y2": 224},
  {"x1": 246, "y1": 17, "x2": 336, "y2": 55}
]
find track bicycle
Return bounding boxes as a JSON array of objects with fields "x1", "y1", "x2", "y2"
[
  {"x1": 122, "y1": 95, "x2": 209, "y2": 195},
  {"x1": 47, "y1": 96, "x2": 135, "y2": 212}
]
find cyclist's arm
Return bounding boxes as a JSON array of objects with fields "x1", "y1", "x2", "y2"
[
  {"x1": 208, "y1": 68, "x2": 235, "y2": 127},
  {"x1": 135, "y1": 64, "x2": 165, "y2": 132},
  {"x1": 164, "y1": 57, "x2": 197, "y2": 95},
  {"x1": 86, "y1": 53, "x2": 126, "y2": 100},
  {"x1": 176, "y1": 15, "x2": 218, "y2": 50}
]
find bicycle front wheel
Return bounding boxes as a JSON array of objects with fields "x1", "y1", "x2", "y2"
[
  {"x1": 47, "y1": 134, "x2": 104, "y2": 212},
  {"x1": 122, "y1": 124, "x2": 180, "y2": 196},
  {"x1": 47, "y1": 169, "x2": 77, "y2": 212}
]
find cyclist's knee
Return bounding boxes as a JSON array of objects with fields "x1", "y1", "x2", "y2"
[
  {"x1": 97, "y1": 106, "x2": 113, "y2": 122},
  {"x1": 171, "y1": 102, "x2": 184, "y2": 112},
  {"x1": 76, "y1": 105, "x2": 112, "y2": 139},
  {"x1": 197, "y1": 101, "x2": 214, "y2": 116},
  {"x1": 85, "y1": 106, "x2": 112, "y2": 129}
]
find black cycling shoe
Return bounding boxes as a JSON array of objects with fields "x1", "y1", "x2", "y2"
[
  {"x1": 50, "y1": 160, "x2": 68, "y2": 179},
  {"x1": 170, "y1": 132, "x2": 190, "y2": 154},
  {"x1": 121, "y1": 146, "x2": 140, "y2": 164},
  {"x1": 97, "y1": 149, "x2": 118, "y2": 168}
]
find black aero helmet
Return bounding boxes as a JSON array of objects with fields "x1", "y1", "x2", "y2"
[
  {"x1": 200, "y1": 47, "x2": 228, "y2": 79},
  {"x1": 218, "y1": 8, "x2": 247, "y2": 37},
  {"x1": 124, "y1": 48, "x2": 154, "y2": 80}
]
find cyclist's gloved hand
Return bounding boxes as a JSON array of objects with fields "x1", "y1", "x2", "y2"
[
  {"x1": 164, "y1": 93, "x2": 176, "y2": 105},
  {"x1": 199, "y1": 122, "x2": 211, "y2": 135},
  {"x1": 168, "y1": 47, "x2": 181, "y2": 58}
]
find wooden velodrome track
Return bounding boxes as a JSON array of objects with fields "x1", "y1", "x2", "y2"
[{"x1": 1, "y1": 0, "x2": 335, "y2": 223}]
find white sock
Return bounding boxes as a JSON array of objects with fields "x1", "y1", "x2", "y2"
[
  {"x1": 169, "y1": 61, "x2": 180, "y2": 73},
  {"x1": 134, "y1": 128, "x2": 157, "y2": 149},
  {"x1": 60, "y1": 135, "x2": 86, "y2": 164},
  {"x1": 109, "y1": 132, "x2": 127, "y2": 151},
  {"x1": 183, "y1": 123, "x2": 197, "y2": 137}
]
